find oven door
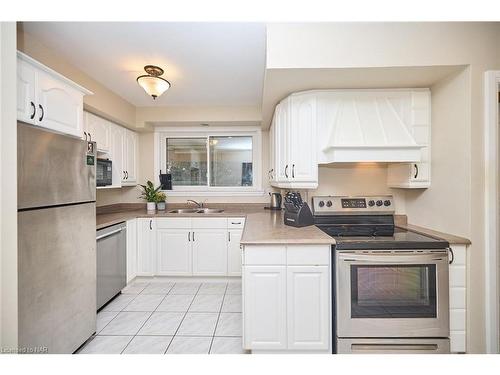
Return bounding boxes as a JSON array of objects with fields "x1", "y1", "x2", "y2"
[{"x1": 336, "y1": 250, "x2": 449, "y2": 338}]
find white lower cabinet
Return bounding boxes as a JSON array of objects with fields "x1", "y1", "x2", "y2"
[
  {"x1": 192, "y1": 229, "x2": 228, "y2": 276},
  {"x1": 126, "y1": 219, "x2": 137, "y2": 283},
  {"x1": 132, "y1": 217, "x2": 244, "y2": 277},
  {"x1": 449, "y1": 244, "x2": 468, "y2": 353},
  {"x1": 157, "y1": 228, "x2": 192, "y2": 276},
  {"x1": 228, "y1": 229, "x2": 243, "y2": 276},
  {"x1": 242, "y1": 244, "x2": 331, "y2": 352},
  {"x1": 243, "y1": 266, "x2": 287, "y2": 350},
  {"x1": 136, "y1": 218, "x2": 156, "y2": 276},
  {"x1": 287, "y1": 266, "x2": 329, "y2": 350}
]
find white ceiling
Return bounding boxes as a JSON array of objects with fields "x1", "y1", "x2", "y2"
[{"x1": 22, "y1": 22, "x2": 266, "y2": 107}]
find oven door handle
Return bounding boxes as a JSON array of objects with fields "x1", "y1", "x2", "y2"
[
  {"x1": 350, "y1": 343, "x2": 439, "y2": 352},
  {"x1": 339, "y1": 253, "x2": 447, "y2": 264}
]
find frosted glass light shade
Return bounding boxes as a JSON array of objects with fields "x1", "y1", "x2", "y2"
[{"x1": 137, "y1": 75, "x2": 171, "y2": 99}]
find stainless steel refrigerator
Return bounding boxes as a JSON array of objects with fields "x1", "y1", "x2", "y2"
[{"x1": 17, "y1": 122, "x2": 97, "y2": 354}]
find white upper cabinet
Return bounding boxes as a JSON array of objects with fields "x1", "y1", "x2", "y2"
[
  {"x1": 83, "y1": 112, "x2": 110, "y2": 152},
  {"x1": 270, "y1": 89, "x2": 432, "y2": 190},
  {"x1": 387, "y1": 90, "x2": 432, "y2": 188},
  {"x1": 123, "y1": 129, "x2": 138, "y2": 184},
  {"x1": 289, "y1": 93, "x2": 317, "y2": 183},
  {"x1": 109, "y1": 123, "x2": 125, "y2": 187},
  {"x1": 270, "y1": 94, "x2": 318, "y2": 189},
  {"x1": 84, "y1": 110, "x2": 139, "y2": 188},
  {"x1": 268, "y1": 116, "x2": 276, "y2": 183},
  {"x1": 16, "y1": 52, "x2": 92, "y2": 138},
  {"x1": 17, "y1": 59, "x2": 36, "y2": 124}
]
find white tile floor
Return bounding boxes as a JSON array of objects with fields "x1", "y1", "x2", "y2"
[{"x1": 78, "y1": 280, "x2": 246, "y2": 354}]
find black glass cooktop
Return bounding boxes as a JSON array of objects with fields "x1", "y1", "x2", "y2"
[{"x1": 316, "y1": 225, "x2": 449, "y2": 250}]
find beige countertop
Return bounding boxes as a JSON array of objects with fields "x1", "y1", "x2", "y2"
[
  {"x1": 96, "y1": 204, "x2": 470, "y2": 246},
  {"x1": 96, "y1": 203, "x2": 262, "y2": 230},
  {"x1": 239, "y1": 210, "x2": 335, "y2": 245},
  {"x1": 397, "y1": 223, "x2": 471, "y2": 245}
]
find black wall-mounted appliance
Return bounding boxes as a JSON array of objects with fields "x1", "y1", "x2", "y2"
[{"x1": 159, "y1": 171, "x2": 172, "y2": 190}]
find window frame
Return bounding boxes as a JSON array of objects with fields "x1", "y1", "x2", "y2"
[{"x1": 154, "y1": 126, "x2": 263, "y2": 196}]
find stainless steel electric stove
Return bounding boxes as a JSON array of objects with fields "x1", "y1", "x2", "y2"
[{"x1": 312, "y1": 195, "x2": 451, "y2": 354}]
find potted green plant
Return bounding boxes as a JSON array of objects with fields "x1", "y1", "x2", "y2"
[
  {"x1": 156, "y1": 192, "x2": 167, "y2": 211},
  {"x1": 139, "y1": 180, "x2": 161, "y2": 212}
]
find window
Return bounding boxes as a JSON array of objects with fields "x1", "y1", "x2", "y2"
[
  {"x1": 166, "y1": 138, "x2": 207, "y2": 186},
  {"x1": 158, "y1": 129, "x2": 260, "y2": 193},
  {"x1": 209, "y1": 136, "x2": 253, "y2": 187}
]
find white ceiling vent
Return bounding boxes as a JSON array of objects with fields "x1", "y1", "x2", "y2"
[{"x1": 317, "y1": 89, "x2": 428, "y2": 163}]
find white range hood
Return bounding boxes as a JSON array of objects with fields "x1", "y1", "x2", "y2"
[{"x1": 316, "y1": 89, "x2": 428, "y2": 163}]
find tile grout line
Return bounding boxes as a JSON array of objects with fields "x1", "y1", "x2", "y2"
[
  {"x1": 82, "y1": 281, "x2": 150, "y2": 353},
  {"x1": 93, "y1": 284, "x2": 148, "y2": 339},
  {"x1": 163, "y1": 283, "x2": 202, "y2": 354},
  {"x1": 119, "y1": 282, "x2": 170, "y2": 354},
  {"x1": 208, "y1": 283, "x2": 228, "y2": 354}
]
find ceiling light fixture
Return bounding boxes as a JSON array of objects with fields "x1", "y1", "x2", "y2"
[{"x1": 137, "y1": 65, "x2": 171, "y2": 100}]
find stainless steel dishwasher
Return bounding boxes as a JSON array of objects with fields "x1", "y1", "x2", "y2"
[{"x1": 96, "y1": 222, "x2": 127, "y2": 310}]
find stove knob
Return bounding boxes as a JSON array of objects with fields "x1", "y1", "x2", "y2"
[
  {"x1": 368, "y1": 200, "x2": 375, "y2": 207},
  {"x1": 319, "y1": 200, "x2": 325, "y2": 207},
  {"x1": 384, "y1": 200, "x2": 391, "y2": 207},
  {"x1": 326, "y1": 200, "x2": 333, "y2": 207},
  {"x1": 376, "y1": 200, "x2": 383, "y2": 207}
]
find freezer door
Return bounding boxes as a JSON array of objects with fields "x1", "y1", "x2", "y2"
[
  {"x1": 18, "y1": 122, "x2": 96, "y2": 210},
  {"x1": 18, "y1": 202, "x2": 96, "y2": 354}
]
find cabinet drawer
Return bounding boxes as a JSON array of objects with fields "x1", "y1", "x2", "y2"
[
  {"x1": 287, "y1": 245, "x2": 330, "y2": 265},
  {"x1": 228, "y1": 217, "x2": 245, "y2": 229},
  {"x1": 244, "y1": 245, "x2": 286, "y2": 265},
  {"x1": 192, "y1": 217, "x2": 227, "y2": 229},
  {"x1": 156, "y1": 217, "x2": 191, "y2": 229}
]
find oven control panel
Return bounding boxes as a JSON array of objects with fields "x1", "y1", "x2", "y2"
[{"x1": 312, "y1": 195, "x2": 395, "y2": 215}]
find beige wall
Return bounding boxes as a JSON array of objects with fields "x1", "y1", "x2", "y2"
[
  {"x1": 16, "y1": 25, "x2": 136, "y2": 128},
  {"x1": 0, "y1": 22, "x2": 18, "y2": 350},
  {"x1": 311, "y1": 164, "x2": 406, "y2": 214},
  {"x1": 405, "y1": 68, "x2": 470, "y2": 236},
  {"x1": 266, "y1": 22, "x2": 500, "y2": 353},
  {"x1": 136, "y1": 105, "x2": 261, "y2": 128}
]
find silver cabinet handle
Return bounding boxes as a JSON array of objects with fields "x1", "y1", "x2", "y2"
[
  {"x1": 228, "y1": 231, "x2": 231, "y2": 242},
  {"x1": 414, "y1": 163, "x2": 419, "y2": 179},
  {"x1": 188, "y1": 231, "x2": 191, "y2": 242},
  {"x1": 231, "y1": 222, "x2": 241, "y2": 225},
  {"x1": 96, "y1": 228, "x2": 122, "y2": 240},
  {"x1": 149, "y1": 220, "x2": 152, "y2": 230},
  {"x1": 285, "y1": 164, "x2": 288, "y2": 178},
  {"x1": 292, "y1": 164, "x2": 295, "y2": 178},
  {"x1": 192, "y1": 231, "x2": 195, "y2": 242},
  {"x1": 449, "y1": 248, "x2": 454, "y2": 264}
]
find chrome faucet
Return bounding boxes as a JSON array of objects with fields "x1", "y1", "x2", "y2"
[{"x1": 187, "y1": 199, "x2": 204, "y2": 208}]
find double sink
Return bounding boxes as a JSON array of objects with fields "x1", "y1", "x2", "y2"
[{"x1": 168, "y1": 208, "x2": 224, "y2": 214}]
